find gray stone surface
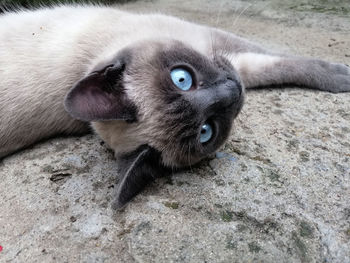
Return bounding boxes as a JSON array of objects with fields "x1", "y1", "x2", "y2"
[{"x1": 1, "y1": 0, "x2": 349, "y2": 262}]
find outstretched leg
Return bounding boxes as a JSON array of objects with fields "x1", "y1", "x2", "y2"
[{"x1": 211, "y1": 29, "x2": 350, "y2": 93}]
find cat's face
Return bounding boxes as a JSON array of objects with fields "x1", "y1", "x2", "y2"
[
  {"x1": 65, "y1": 40, "x2": 244, "y2": 208},
  {"x1": 81, "y1": 40, "x2": 243, "y2": 165},
  {"x1": 127, "y1": 41, "x2": 244, "y2": 167}
]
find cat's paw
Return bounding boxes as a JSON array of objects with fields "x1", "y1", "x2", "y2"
[{"x1": 327, "y1": 63, "x2": 350, "y2": 93}]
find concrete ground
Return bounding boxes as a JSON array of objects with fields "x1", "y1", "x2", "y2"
[{"x1": 1, "y1": 0, "x2": 349, "y2": 262}]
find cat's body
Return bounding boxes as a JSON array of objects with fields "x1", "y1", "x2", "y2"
[
  {"x1": 1, "y1": 6, "x2": 349, "y2": 208},
  {"x1": 0, "y1": 6, "x2": 238, "y2": 158}
]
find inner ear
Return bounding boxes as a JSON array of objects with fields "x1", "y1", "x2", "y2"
[{"x1": 64, "y1": 59, "x2": 137, "y2": 122}]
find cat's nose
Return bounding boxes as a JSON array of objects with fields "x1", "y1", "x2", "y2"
[
  {"x1": 217, "y1": 77, "x2": 243, "y2": 107},
  {"x1": 190, "y1": 76, "x2": 243, "y2": 111},
  {"x1": 214, "y1": 55, "x2": 243, "y2": 100}
]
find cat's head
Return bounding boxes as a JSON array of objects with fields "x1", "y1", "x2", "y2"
[{"x1": 64, "y1": 40, "x2": 244, "y2": 209}]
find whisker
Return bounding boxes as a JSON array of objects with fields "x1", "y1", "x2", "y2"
[
  {"x1": 214, "y1": 0, "x2": 226, "y2": 28},
  {"x1": 231, "y1": 3, "x2": 254, "y2": 29},
  {"x1": 220, "y1": 3, "x2": 255, "y2": 57},
  {"x1": 239, "y1": 2, "x2": 271, "y2": 29},
  {"x1": 187, "y1": 143, "x2": 193, "y2": 173}
]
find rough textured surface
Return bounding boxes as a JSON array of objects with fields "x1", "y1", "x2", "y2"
[{"x1": 1, "y1": 0, "x2": 349, "y2": 262}]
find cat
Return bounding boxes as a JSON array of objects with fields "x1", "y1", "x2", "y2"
[{"x1": 0, "y1": 5, "x2": 349, "y2": 209}]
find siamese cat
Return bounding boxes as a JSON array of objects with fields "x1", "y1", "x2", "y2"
[{"x1": 0, "y1": 6, "x2": 349, "y2": 209}]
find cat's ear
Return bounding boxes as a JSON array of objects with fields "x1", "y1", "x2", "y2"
[
  {"x1": 112, "y1": 145, "x2": 169, "y2": 210},
  {"x1": 64, "y1": 59, "x2": 137, "y2": 122}
]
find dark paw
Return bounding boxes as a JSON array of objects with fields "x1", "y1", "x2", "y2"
[{"x1": 328, "y1": 63, "x2": 350, "y2": 93}]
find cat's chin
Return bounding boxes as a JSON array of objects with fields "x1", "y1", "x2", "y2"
[{"x1": 157, "y1": 148, "x2": 206, "y2": 168}]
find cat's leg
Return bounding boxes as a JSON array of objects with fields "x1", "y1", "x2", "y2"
[
  {"x1": 211, "y1": 30, "x2": 350, "y2": 93},
  {"x1": 231, "y1": 53, "x2": 350, "y2": 93}
]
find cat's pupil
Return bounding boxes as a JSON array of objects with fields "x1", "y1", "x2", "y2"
[{"x1": 179, "y1": 78, "x2": 185, "y2": 82}]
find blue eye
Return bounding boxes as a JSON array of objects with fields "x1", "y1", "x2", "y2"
[
  {"x1": 200, "y1": 123, "x2": 213, "y2": 143},
  {"x1": 170, "y1": 68, "x2": 193, "y2": 91}
]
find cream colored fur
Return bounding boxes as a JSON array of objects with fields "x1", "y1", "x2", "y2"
[
  {"x1": 0, "y1": 6, "x2": 210, "y2": 158},
  {"x1": 1, "y1": 5, "x2": 349, "y2": 163},
  {"x1": 0, "y1": 6, "x2": 242, "y2": 160}
]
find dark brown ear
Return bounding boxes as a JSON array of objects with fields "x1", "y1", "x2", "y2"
[
  {"x1": 64, "y1": 59, "x2": 137, "y2": 122},
  {"x1": 112, "y1": 145, "x2": 171, "y2": 210}
]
